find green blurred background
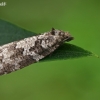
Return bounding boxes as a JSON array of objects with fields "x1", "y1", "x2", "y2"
[{"x1": 0, "y1": 0, "x2": 100, "y2": 100}]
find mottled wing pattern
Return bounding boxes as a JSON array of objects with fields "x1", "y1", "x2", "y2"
[{"x1": 0, "y1": 28, "x2": 73, "y2": 75}]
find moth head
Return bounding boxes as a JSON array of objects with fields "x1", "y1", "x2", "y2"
[{"x1": 51, "y1": 28, "x2": 74, "y2": 42}]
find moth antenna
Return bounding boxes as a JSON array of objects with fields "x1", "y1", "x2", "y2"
[
  {"x1": 52, "y1": 28, "x2": 55, "y2": 31},
  {"x1": 51, "y1": 28, "x2": 55, "y2": 35}
]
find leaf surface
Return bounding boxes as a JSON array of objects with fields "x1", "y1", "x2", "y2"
[{"x1": 0, "y1": 19, "x2": 94, "y2": 62}]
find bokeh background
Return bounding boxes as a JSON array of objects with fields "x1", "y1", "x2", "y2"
[{"x1": 0, "y1": 0, "x2": 100, "y2": 100}]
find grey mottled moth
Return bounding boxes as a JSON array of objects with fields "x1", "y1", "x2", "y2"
[{"x1": 0, "y1": 28, "x2": 73, "y2": 75}]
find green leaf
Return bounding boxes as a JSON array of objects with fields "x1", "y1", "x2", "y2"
[
  {"x1": 0, "y1": 19, "x2": 95, "y2": 62},
  {"x1": 41, "y1": 43, "x2": 94, "y2": 62},
  {"x1": 0, "y1": 19, "x2": 37, "y2": 45}
]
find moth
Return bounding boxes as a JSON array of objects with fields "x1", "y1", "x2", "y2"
[{"x1": 0, "y1": 28, "x2": 73, "y2": 75}]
